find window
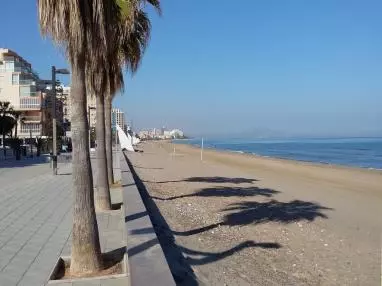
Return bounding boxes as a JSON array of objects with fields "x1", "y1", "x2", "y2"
[
  {"x1": 12, "y1": 74, "x2": 19, "y2": 85},
  {"x1": 5, "y1": 61, "x2": 14, "y2": 71}
]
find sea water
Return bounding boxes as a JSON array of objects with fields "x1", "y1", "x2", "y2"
[{"x1": 176, "y1": 137, "x2": 382, "y2": 170}]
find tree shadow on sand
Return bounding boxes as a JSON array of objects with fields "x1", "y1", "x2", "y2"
[
  {"x1": 123, "y1": 153, "x2": 281, "y2": 285},
  {"x1": 151, "y1": 186, "x2": 279, "y2": 201},
  {"x1": 174, "y1": 199, "x2": 332, "y2": 237},
  {"x1": 147, "y1": 176, "x2": 258, "y2": 184},
  {"x1": 180, "y1": 241, "x2": 281, "y2": 266}
]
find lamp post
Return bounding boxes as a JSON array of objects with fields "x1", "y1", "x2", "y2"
[{"x1": 51, "y1": 66, "x2": 70, "y2": 175}]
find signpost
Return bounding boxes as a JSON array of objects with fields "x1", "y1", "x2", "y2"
[{"x1": 201, "y1": 137, "x2": 204, "y2": 161}]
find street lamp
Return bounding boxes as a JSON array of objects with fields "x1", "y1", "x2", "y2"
[{"x1": 52, "y1": 66, "x2": 70, "y2": 175}]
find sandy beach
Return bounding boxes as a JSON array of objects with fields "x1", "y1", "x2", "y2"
[{"x1": 127, "y1": 141, "x2": 381, "y2": 285}]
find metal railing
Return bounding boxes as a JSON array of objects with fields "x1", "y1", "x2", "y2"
[
  {"x1": 19, "y1": 80, "x2": 36, "y2": 85},
  {"x1": 19, "y1": 97, "x2": 41, "y2": 110},
  {"x1": 19, "y1": 126, "x2": 41, "y2": 135}
]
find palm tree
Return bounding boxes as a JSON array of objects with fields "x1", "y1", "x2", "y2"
[
  {"x1": 105, "y1": 93, "x2": 115, "y2": 185},
  {"x1": 104, "y1": 0, "x2": 161, "y2": 185},
  {"x1": 0, "y1": 101, "x2": 15, "y2": 157},
  {"x1": 87, "y1": 73, "x2": 113, "y2": 210},
  {"x1": 104, "y1": 70, "x2": 124, "y2": 186},
  {"x1": 12, "y1": 110, "x2": 22, "y2": 138},
  {"x1": 38, "y1": 0, "x2": 123, "y2": 274}
]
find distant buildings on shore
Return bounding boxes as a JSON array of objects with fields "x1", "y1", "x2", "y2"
[{"x1": 138, "y1": 127, "x2": 185, "y2": 140}]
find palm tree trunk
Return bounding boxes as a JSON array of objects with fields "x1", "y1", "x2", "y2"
[
  {"x1": 15, "y1": 121, "x2": 18, "y2": 138},
  {"x1": 104, "y1": 95, "x2": 114, "y2": 185},
  {"x1": 70, "y1": 62, "x2": 102, "y2": 274},
  {"x1": 95, "y1": 93, "x2": 112, "y2": 210}
]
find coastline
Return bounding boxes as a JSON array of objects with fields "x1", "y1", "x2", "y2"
[
  {"x1": 169, "y1": 141, "x2": 382, "y2": 198},
  {"x1": 174, "y1": 141, "x2": 382, "y2": 173},
  {"x1": 128, "y1": 141, "x2": 382, "y2": 285}
]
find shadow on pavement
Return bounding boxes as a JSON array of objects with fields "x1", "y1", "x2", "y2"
[
  {"x1": 0, "y1": 155, "x2": 50, "y2": 169},
  {"x1": 125, "y1": 211, "x2": 148, "y2": 222}
]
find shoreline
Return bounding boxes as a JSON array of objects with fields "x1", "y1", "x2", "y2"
[
  {"x1": 129, "y1": 141, "x2": 382, "y2": 285},
  {"x1": 173, "y1": 141, "x2": 382, "y2": 173},
  {"x1": 167, "y1": 141, "x2": 382, "y2": 198}
]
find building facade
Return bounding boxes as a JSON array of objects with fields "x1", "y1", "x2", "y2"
[
  {"x1": 112, "y1": 108, "x2": 126, "y2": 132},
  {"x1": 56, "y1": 86, "x2": 97, "y2": 138},
  {"x1": 0, "y1": 48, "x2": 43, "y2": 138}
]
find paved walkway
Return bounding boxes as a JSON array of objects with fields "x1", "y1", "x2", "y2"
[
  {"x1": 0, "y1": 154, "x2": 127, "y2": 286},
  {"x1": 0, "y1": 159, "x2": 72, "y2": 285}
]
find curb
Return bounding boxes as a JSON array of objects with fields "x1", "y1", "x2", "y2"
[{"x1": 121, "y1": 152, "x2": 176, "y2": 286}]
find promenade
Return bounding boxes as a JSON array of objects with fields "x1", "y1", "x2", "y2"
[
  {"x1": 0, "y1": 156, "x2": 127, "y2": 286},
  {"x1": 0, "y1": 158, "x2": 72, "y2": 285}
]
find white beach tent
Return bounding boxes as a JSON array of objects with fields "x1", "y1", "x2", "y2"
[{"x1": 116, "y1": 124, "x2": 135, "y2": 152}]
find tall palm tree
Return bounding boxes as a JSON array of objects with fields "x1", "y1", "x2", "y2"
[
  {"x1": 87, "y1": 71, "x2": 115, "y2": 210},
  {"x1": 104, "y1": 0, "x2": 161, "y2": 185},
  {"x1": 0, "y1": 101, "x2": 15, "y2": 157},
  {"x1": 38, "y1": 0, "x2": 122, "y2": 274},
  {"x1": 104, "y1": 69, "x2": 124, "y2": 186}
]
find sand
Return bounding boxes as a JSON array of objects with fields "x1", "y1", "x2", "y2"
[{"x1": 127, "y1": 141, "x2": 382, "y2": 286}]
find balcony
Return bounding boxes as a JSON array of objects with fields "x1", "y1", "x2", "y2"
[
  {"x1": 19, "y1": 97, "x2": 41, "y2": 110},
  {"x1": 14, "y1": 66, "x2": 33, "y2": 73},
  {"x1": 19, "y1": 124, "x2": 42, "y2": 137},
  {"x1": 19, "y1": 79, "x2": 36, "y2": 85},
  {"x1": 0, "y1": 67, "x2": 31, "y2": 73},
  {"x1": 22, "y1": 116, "x2": 41, "y2": 123}
]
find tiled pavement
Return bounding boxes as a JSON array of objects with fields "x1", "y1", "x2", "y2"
[
  {"x1": 0, "y1": 154, "x2": 128, "y2": 286},
  {"x1": 0, "y1": 160, "x2": 72, "y2": 286}
]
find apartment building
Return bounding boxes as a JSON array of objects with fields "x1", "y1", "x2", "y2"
[
  {"x1": 0, "y1": 48, "x2": 42, "y2": 138},
  {"x1": 112, "y1": 108, "x2": 126, "y2": 132}
]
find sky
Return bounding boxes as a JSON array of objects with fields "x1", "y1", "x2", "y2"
[{"x1": 0, "y1": 0, "x2": 381, "y2": 138}]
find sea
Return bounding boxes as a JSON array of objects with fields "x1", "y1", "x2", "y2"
[{"x1": 175, "y1": 137, "x2": 382, "y2": 170}]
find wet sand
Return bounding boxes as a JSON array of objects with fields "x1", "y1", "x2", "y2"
[{"x1": 127, "y1": 141, "x2": 382, "y2": 285}]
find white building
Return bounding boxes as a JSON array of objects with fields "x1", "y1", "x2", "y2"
[
  {"x1": 170, "y1": 129, "x2": 184, "y2": 139},
  {"x1": 0, "y1": 48, "x2": 43, "y2": 138},
  {"x1": 112, "y1": 108, "x2": 126, "y2": 132}
]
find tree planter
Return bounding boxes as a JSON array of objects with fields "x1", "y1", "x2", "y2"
[{"x1": 48, "y1": 249, "x2": 128, "y2": 284}]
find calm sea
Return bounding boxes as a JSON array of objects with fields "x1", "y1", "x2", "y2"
[{"x1": 175, "y1": 137, "x2": 382, "y2": 170}]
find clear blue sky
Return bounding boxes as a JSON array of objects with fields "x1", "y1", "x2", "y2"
[{"x1": 1, "y1": 0, "x2": 381, "y2": 137}]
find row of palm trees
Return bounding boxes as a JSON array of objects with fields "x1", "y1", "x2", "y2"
[
  {"x1": 38, "y1": 0, "x2": 160, "y2": 275},
  {"x1": 0, "y1": 101, "x2": 24, "y2": 156}
]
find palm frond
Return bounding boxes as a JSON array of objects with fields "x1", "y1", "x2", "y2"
[
  {"x1": 143, "y1": 0, "x2": 162, "y2": 15},
  {"x1": 119, "y1": 9, "x2": 151, "y2": 73}
]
